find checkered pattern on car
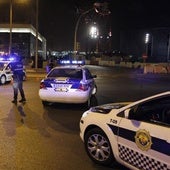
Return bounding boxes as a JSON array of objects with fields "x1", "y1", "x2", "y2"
[{"x1": 118, "y1": 144, "x2": 170, "y2": 170}]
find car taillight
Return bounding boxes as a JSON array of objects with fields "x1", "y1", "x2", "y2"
[
  {"x1": 78, "y1": 83, "x2": 88, "y2": 91},
  {"x1": 40, "y1": 82, "x2": 47, "y2": 89}
]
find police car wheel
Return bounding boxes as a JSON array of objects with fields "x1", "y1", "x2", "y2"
[
  {"x1": 0, "y1": 75, "x2": 6, "y2": 85},
  {"x1": 84, "y1": 128, "x2": 114, "y2": 166}
]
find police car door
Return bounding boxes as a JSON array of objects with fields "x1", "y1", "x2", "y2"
[{"x1": 117, "y1": 96, "x2": 170, "y2": 170}]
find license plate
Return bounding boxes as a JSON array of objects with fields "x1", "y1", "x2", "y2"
[
  {"x1": 51, "y1": 83, "x2": 70, "y2": 88},
  {"x1": 54, "y1": 88, "x2": 68, "y2": 92}
]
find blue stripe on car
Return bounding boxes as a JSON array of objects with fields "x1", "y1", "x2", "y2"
[
  {"x1": 43, "y1": 78, "x2": 81, "y2": 88},
  {"x1": 107, "y1": 124, "x2": 170, "y2": 156}
]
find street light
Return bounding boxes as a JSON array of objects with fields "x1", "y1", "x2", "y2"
[
  {"x1": 145, "y1": 33, "x2": 150, "y2": 56},
  {"x1": 73, "y1": 8, "x2": 94, "y2": 52},
  {"x1": 89, "y1": 23, "x2": 99, "y2": 52},
  {"x1": 89, "y1": 25, "x2": 99, "y2": 39},
  {"x1": 73, "y1": 2, "x2": 111, "y2": 52}
]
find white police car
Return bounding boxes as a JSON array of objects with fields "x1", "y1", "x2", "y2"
[
  {"x1": 80, "y1": 91, "x2": 170, "y2": 170},
  {"x1": 39, "y1": 60, "x2": 97, "y2": 107},
  {"x1": 0, "y1": 61, "x2": 13, "y2": 84},
  {"x1": 0, "y1": 56, "x2": 26, "y2": 85}
]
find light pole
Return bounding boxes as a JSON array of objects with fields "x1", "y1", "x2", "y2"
[
  {"x1": 35, "y1": 0, "x2": 39, "y2": 69},
  {"x1": 145, "y1": 33, "x2": 150, "y2": 55},
  {"x1": 167, "y1": 33, "x2": 170, "y2": 62},
  {"x1": 74, "y1": 8, "x2": 94, "y2": 52},
  {"x1": 73, "y1": 2, "x2": 111, "y2": 52},
  {"x1": 9, "y1": 0, "x2": 13, "y2": 55},
  {"x1": 9, "y1": 0, "x2": 30, "y2": 55}
]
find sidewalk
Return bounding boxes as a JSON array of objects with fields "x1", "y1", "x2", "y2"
[{"x1": 26, "y1": 68, "x2": 46, "y2": 78}]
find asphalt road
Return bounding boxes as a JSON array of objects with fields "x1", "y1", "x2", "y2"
[{"x1": 0, "y1": 65, "x2": 169, "y2": 170}]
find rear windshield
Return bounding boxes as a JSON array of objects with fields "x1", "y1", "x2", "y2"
[{"x1": 47, "y1": 68, "x2": 82, "y2": 79}]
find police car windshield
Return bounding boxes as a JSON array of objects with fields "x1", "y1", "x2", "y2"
[{"x1": 47, "y1": 68, "x2": 82, "y2": 79}]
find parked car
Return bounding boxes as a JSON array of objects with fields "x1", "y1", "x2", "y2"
[
  {"x1": 80, "y1": 91, "x2": 170, "y2": 170},
  {"x1": 0, "y1": 61, "x2": 13, "y2": 84},
  {"x1": 39, "y1": 60, "x2": 97, "y2": 107},
  {"x1": 0, "y1": 61, "x2": 27, "y2": 85},
  {"x1": 0, "y1": 54, "x2": 27, "y2": 85}
]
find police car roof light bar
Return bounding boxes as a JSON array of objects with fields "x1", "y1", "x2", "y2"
[{"x1": 59, "y1": 60, "x2": 85, "y2": 65}]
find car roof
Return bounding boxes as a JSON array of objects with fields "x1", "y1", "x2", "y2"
[{"x1": 53, "y1": 65, "x2": 85, "y2": 70}]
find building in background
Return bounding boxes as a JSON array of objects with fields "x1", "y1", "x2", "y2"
[
  {"x1": 0, "y1": 24, "x2": 46, "y2": 60},
  {"x1": 120, "y1": 27, "x2": 170, "y2": 63},
  {"x1": 0, "y1": 0, "x2": 46, "y2": 67}
]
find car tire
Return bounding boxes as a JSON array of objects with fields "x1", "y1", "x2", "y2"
[
  {"x1": 84, "y1": 127, "x2": 114, "y2": 166},
  {"x1": 91, "y1": 85, "x2": 97, "y2": 95},
  {"x1": 0, "y1": 75, "x2": 6, "y2": 85}
]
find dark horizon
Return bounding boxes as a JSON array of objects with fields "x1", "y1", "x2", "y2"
[
  {"x1": 0, "y1": 0, "x2": 170, "y2": 51},
  {"x1": 38, "y1": 0, "x2": 170, "y2": 51}
]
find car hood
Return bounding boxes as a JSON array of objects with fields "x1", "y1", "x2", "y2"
[{"x1": 90, "y1": 102, "x2": 131, "y2": 114}]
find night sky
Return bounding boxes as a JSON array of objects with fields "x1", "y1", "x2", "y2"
[{"x1": 38, "y1": 0, "x2": 170, "y2": 51}]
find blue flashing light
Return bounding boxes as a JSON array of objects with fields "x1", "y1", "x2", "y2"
[
  {"x1": 60, "y1": 60, "x2": 85, "y2": 65},
  {"x1": 60, "y1": 60, "x2": 71, "y2": 64},
  {"x1": 72, "y1": 60, "x2": 84, "y2": 64},
  {"x1": 0, "y1": 54, "x2": 21, "y2": 62},
  {"x1": 8, "y1": 57, "x2": 15, "y2": 61}
]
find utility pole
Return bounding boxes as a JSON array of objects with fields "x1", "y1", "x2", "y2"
[
  {"x1": 35, "y1": 0, "x2": 39, "y2": 69},
  {"x1": 167, "y1": 33, "x2": 170, "y2": 62},
  {"x1": 74, "y1": 8, "x2": 94, "y2": 52},
  {"x1": 9, "y1": 0, "x2": 13, "y2": 55}
]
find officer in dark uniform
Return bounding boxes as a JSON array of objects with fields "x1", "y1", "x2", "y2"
[{"x1": 10, "y1": 59, "x2": 26, "y2": 103}]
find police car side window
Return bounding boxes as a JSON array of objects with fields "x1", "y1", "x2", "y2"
[
  {"x1": 162, "y1": 107, "x2": 170, "y2": 125},
  {"x1": 85, "y1": 69, "x2": 93, "y2": 80},
  {"x1": 134, "y1": 96, "x2": 170, "y2": 125}
]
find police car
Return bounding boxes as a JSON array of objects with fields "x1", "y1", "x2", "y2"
[
  {"x1": 39, "y1": 60, "x2": 97, "y2": 107},
  {"x1": 80, "y1": 91, "x2": 170, "y2": 170},
  {"x1": 0, "y1": 60, "x2": 13, "y2": 84},
  {"x1": 0, "y1": 56, "x2": 26, "y2": 85}
]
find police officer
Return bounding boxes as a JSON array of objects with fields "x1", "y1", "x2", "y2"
[{"x1": 10, "y1": 58, "x2": 26, "y2": 103}]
